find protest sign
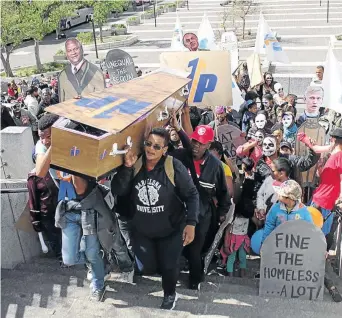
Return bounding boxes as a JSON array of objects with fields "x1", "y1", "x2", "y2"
[
  {"x1": 260, "y1": 220, "x2": 326, "y2": 301},
  {"x1": 216, "y1": 124, "x2": 245, "y2": 159},
  {"x1": 221, "y1": 32, "x2": 239, "y2": 73},
  {"x1": 105, "y1": 49, "x2": 137, "y2": 84},
  {"x1": 246, "y1": 53, "x2": 263, "y2": 88},
  {"x1": 197, "y1": 13, "x2": 217, "y2": 51},
  {"x1": 160, "y1": 51, "x2": 232, "y2": 108}
]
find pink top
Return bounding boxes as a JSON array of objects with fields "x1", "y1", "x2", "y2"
[{"x1": 236, "y1": 142, "x2": 263, "y2": 167}]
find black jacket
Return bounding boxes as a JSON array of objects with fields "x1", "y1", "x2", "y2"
[
  {"x1": 111, "y1": 155, "x2": 199, "y2": 238},
  {"x1": 171, "y1": 149, "x2": 231, "y2": 219},
  {"x1": 254, "y1": 149, "x2": 320, "y2": 194}
]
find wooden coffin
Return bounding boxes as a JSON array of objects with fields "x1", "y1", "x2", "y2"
[{"x1": 46, "y1": 71, "x2": 190, "y2": 179}]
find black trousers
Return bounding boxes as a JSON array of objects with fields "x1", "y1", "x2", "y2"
[
  {"x1": 132, "y1": 227, "x2": 184, "y2": 296},
  {"x1": 41, "y1": 214, "x2": 62, "y2": 258},
  {"x1": 184, "y1": 213, "x2": 211, "y2": 285}
]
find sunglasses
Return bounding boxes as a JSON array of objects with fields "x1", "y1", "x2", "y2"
[
  {"x1": 266, "y1": 77, "x2": 272, "y2": 80},
  {"x1": 144, "y1": 140, "x2": 164, "y2": 151},
  {"x1": 278, "y1": 88, "x2": 284, "y2": 92}
]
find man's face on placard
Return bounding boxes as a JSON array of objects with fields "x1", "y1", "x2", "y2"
[
  {"x1": 66, "y1": 40, "x2": 83, "y2": 66},
  {"x1": 305, "y1": 91, "x2": 323, "y2": 114},
  {"x1": 183, "y1": 33, "x2": 199, "y2": 51}
]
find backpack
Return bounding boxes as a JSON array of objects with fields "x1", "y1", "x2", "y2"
[
  {"x1": 189, "y1": 106, "x2": 201, "y2": 129},
  {"x1": 133, "y1": 155, "x2": 175, "y2": 186},
  {"x1": 200, "y1": 109, "x2": 214, "y2": 125}
]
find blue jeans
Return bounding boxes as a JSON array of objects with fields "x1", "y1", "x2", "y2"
[
  {"x1": 62, "y1": 212, "x2": 105, "y2": 291},
  {"x1": 310, "y1": 202, "x2": 334, "y2": 236}
]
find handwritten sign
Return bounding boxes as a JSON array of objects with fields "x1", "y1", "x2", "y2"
[
  {"x1": 260, "y1": 220, "x2": 326, "y2": 301},
  {"x1": 216, "y1": 124, "x2": 245, "y2": 158},
  {"x1": 160, "y1": 51, "x2": 232, "y2": 108},
  {"x1": 105, "y1": 49, "x2": 137, "y2": 84}
]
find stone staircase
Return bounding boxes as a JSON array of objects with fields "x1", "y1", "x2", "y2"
[{"x1": 2, "y1": 256, "x2": 342, "y2": 318}]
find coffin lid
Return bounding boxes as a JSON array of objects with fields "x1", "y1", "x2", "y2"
[{"x1": 46, "y1": 71, "x2": 190, "y2": 133}]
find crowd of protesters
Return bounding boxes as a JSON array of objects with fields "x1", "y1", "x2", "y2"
[{"x1": 1, "y1": 64, "x2": 342, "y2": 310}]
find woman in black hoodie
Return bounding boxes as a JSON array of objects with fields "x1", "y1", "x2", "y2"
[{"x1": 111, "y1": 128, "x2": 199, "y2": 311}]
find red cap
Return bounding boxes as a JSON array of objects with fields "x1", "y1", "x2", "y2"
[{"x1": 190, "y1": 125, "x2": 214, "y2": 144}]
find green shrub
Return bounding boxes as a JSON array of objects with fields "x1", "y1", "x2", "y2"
[
  {"x1": 127, "y1": 16, "x2": 138, "y2": 21},
  {"x1": 146, "y1": 9, "x2": 154, "y2": 14},
  {"x1": 112, "y1": 23, "x2": 126, "y2": 29},
  {"x1": 167, "y1": 3, "x2": 176, "y2": 8},
  {"x1": 336, "y1": 34, "x2": 342, "y2": 41},
  {"x1": 15, "y1": 62, "x2": 64, "y2": 77},
  {"x1": 55, "y1": 49, "x2": 65, "y2": 56},
  {"x1": 76, "y1": 32, "x2": 93, "y2": 45}
]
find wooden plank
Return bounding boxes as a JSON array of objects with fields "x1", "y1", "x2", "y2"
[{"x1": 46, "y1": 72, "x2": 190, "y2": 133}]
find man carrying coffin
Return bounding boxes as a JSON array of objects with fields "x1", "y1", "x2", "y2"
[{"x1": 58, "y1": 38, "x2": 105, "y2": 102}]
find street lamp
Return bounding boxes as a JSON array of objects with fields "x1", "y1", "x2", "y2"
[
  {"x1": 327, "y1": 0, "x2": 330, "y2": 23},
  {"x1": 153, "y1": 0, "x2": 157, "y2": 27},
  {"x1": 91, "y1": 19, "x2": 99, "y2": 59}
]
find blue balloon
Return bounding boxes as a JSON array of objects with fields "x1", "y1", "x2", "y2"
[{"x1": 251, "y1": 229, "x2": 264, "y2": 255}]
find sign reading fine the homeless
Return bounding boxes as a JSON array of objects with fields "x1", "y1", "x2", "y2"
[
  {"x1": 160, "y1": 51, "x2": 232, "y2": 108},
  {"x1": 260, "y1": 220, "x2": 326, "y2": 301},
  {"x1": 105, "y1": 49, "x2": 137, "y2": 84}
]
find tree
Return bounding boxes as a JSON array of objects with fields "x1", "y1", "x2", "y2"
[
  {"x1": 220, "y1": 0, "x2": 256, "y2": 40},
  {"x1": 18, "y1": 0, "x2": 77, "y2": 72},
  {"x1": 0, "y1": 1, "x2": 24, "y2": 77},
  {"x1": 88, "y1": 0, "x2": 128, "y2": 43},
  {"x1": 233, "y1": 0, "x2": 255, "y2": 40}
]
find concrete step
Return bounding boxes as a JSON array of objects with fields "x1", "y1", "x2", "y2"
[{"x1": 2, "y1": 304, "x2": 56, "y2": 318}]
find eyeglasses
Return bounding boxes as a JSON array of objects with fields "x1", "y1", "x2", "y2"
[{"x1": 144, "y1": 140, "x2": 164, "y2": 151}]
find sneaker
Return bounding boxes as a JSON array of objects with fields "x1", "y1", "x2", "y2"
[
  {"x1": 160, "y1": 293, "x2": 178, "y2": 310},
  {"x1": 122, "y1": 270, "x2": 134, "y2": 283},
  {"x1": 89, "y1": 271, "x2": 111, "y2": 289},
  {"x1": 90, "y1": 288, "x2": 105, "y2": 302},
  {"x1": 329, "y1": 286, "x2": 342, "y2": 302}
]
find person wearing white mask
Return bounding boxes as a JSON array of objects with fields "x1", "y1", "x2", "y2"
[
  {"x1": 273, "y1": 83, "x2": 286, "y2": 106},
  {"x1": 282, "y1": 112, "x2": 297, "y2": 147}
]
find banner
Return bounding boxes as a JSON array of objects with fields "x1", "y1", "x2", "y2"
[
  {"x1": 246, "y1": 53, "x2": 263, "y2": 88},
  {"x1": 105, "y1": 49, "x2": 137, "y2": 84},
  {"x1": 232, "y1": 76, "x2": 245, "y2": 111},
  {"x1": 170, "y1": 15, "x2": 186, "y2": 51},
  {"x1": 322, "y1": 47, "x2": 342, "y2": 114},
  {"x1": 160, "y1": 51, "x2": 232, "y2": 107},
  {"x1": 197, "y1": 13, "x2": 217, "y2": 51},
  {"x1": 221, "y1": 32, "x2": 239, "y2": 73},
  {"x1": 254, "y1": 13, "x2": 289, "y2": 64},
  {"x1": 216, "y1": 124, "x2": 245, "y2": 158}
]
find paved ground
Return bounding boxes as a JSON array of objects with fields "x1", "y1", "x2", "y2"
[{"x1": 2, "y1": 0, "x2": 342, "y2": 79}]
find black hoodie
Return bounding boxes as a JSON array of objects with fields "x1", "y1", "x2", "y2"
[{"x1": 111, "y1": 155, "x2": 199, "y2": 238}]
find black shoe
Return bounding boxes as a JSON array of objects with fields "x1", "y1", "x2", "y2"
[
  {"x1": 254, "y1": 273, "x2": 260, "y2": 279},
  {"x1": 90, "y1": 288, "x2": 105, "y2": 302},
  {"x1": 160, "y1": 293, "x2": 177, "y2": 310},
  {"x1": 329, "y1": 286, "x2": 342, "y2": 302}
]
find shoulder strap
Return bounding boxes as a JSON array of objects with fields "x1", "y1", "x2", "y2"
[
  {"x1": 164, "y1": 156, "x2": 175, "y2": 187},
  {"x1": 133, "y1": 156, "x2": 143, "y2": 178}
]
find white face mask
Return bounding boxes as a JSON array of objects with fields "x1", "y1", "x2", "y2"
[
  {"x1": 282, "y1": 114, "x2": 293, "y2": 128},
  {"x1": 255, "y1": 114, "x2": 267, "y2": 129},
  {"x1": 263, "y1": 137, "x2": 277, "y2": 157},
  {"x1": 255, "y1": 131, "x2": 265, "y2": 145}
]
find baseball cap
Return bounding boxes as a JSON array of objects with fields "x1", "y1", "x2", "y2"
[
  {"x1": 191, "y1": 125, "x2": 214, "y2": 144},
  {"x1": 280, "y1": 141, "x2": 292, "y2": 150},
  {"x1": 330, "y1": 128, "x2": 342, "y2": 139},
  {"x1": 276, "y1": 180, "x2": 302, "y2": 202}
]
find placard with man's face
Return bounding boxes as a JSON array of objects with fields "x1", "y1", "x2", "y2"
[
  {"x1": 303, "y1": 86, "x2": 324, "y2": 116},
  {"x1": 183, "y1": 33, "x2": 199, "y2": 51}
]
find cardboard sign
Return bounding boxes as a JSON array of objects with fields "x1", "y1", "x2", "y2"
[
  {"x1": 105, "y1": 49, "x2": 137, "y2": 84},
  {"x1": 295, "y1": 118, "x2": 326, "y2": 190},
  {"x1": 216, "y1": 124, "x2": 245, "y2": 158},
  {"x1": 58, "y1": 38, "x2": 105, "y2": 102},
  {"x1": 221, "y1": 32, "x2": 239, "y2": 73},
  {"x1": 260, "y1": 220, "x2": 326, "y2": 301},
  {"x1": 246, "y1": 53, "x2": 263, "y2": 88},
  {"x1": 160, "y1": 51, "x2": 232, "y2": 107}
]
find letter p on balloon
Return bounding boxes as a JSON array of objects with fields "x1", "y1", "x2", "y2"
[{"x1": 188, "y1": 58, "x2": 218, "y2": 103}]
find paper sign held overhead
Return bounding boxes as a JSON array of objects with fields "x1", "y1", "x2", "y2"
[
  {"x1": 160, "y1": 51, "x2": 232, "y2": 108},
  {"x1": 246, "y1": 53, "x2": 263, "y2": 88},
  {"x1": 170, "y1": 15, "x2": 186, "y2": 51}
]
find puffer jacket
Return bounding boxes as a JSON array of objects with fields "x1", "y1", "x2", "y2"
[
  {"x1": 254, "y1": 149, "x2": 320, "y2": 195},
  {"x1": 261, "y1": 202, "x2": 313, "y2": 243}
]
